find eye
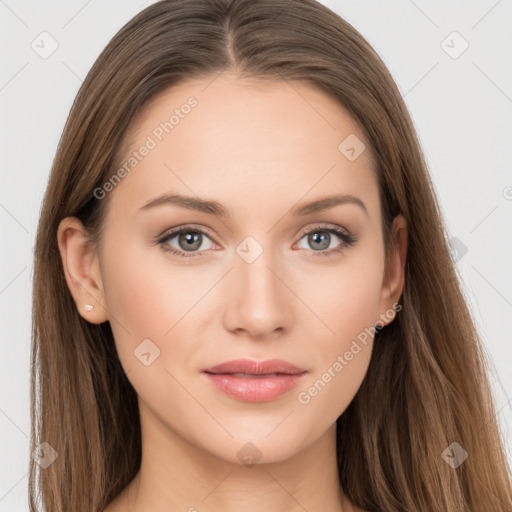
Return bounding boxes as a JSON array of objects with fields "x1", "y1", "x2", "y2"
[
  {"x1": 157, "y1": 223, "x2": 357, "y2": 259},
  {"x1": 158, "y1": 226, "x2": 215, "y2": 258},
  {"x1": 295, "y1": 224, "x2": 357, "y2": 257}
]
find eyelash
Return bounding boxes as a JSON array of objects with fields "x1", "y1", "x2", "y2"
[{"x1": 157, "y1": 223, "x2": 357, "y2": 259}]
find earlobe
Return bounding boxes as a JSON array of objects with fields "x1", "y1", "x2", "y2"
[
  {"x1": 377, "y1": 214, "x2": 408, "y2": 328},
  {"x1": 56, "y1": 217, "x2": 109, "y2": 324}
]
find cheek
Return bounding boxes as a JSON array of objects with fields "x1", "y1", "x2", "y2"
[
  {"x1": 312, "y1": 266, "x2": 381, "y2": 330},
  {"x1": 293, "y1": 247, "x2": 384, "y2": 413},
  {"x1": 99, "y1": 240, "x2": 179, "y2": 361},
  {"x1": 299, "y1": 240, "x2": 384, "y2": 347},
  {"x1": 102, "y1": 255, "x2": 170, "y2": 335},
  {"x1": 100, "y1": 238, "x2": 220, "y2": 376},
  {"x1": 101, "y1": 228, "x2": 199, "y2": 324}
]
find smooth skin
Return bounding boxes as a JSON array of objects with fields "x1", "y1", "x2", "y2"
[{"x1": 57, "y1": 73, "x2": 407, "y2": 512}]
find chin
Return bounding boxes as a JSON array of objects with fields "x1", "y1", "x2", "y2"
[{"x1": 199, "y1": 431, "x2": 309, "y2": 467}]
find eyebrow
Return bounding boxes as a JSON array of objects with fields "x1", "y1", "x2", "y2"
[{"x1": 138, "y1": 193, "x2": 368, "y2": 218}]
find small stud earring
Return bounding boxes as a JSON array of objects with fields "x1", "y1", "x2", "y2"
[{"x1": 84, "y1": 304, "x2": 94, "y2": 311}]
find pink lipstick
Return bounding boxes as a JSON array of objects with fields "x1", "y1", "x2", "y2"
[{"x1": 202, "y1": 358, "x2": 307, "y2": 403}]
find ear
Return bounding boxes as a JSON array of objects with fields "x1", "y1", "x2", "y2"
[
  {"x1": 376, "y1": 213, "x2": 407, "y2": 328},
  {"x1": 56, "y1": 217, "x2": 108, "y2": 324}
]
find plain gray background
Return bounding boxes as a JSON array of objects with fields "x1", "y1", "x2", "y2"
[{"x1": 1, "y1": 0, "x2": 511, "y2": 509}]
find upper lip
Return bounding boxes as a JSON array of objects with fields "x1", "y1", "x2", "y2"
[{"x1": 203, "y1": 358, "x2": 306, "y2": 375}]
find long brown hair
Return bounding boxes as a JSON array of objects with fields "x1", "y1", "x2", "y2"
[{"x1": 30, "y1": 0, "x2": 512, "y2": 510}]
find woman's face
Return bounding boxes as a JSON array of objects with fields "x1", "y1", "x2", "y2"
[{"x1": 68, "y1": 75, "x2": 405, "y2": 465}]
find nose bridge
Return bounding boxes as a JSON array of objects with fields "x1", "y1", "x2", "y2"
[
  {"x1": 235, "y1": 235, "x2": 284, "y2": 307},
  {"x1": 223, "y1": 234, "x2": 292, "y2": 336}
]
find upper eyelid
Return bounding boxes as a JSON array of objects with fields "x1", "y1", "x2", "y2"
[{"x1": 158, "y1": 224, "x2": 217, "y2": 243}]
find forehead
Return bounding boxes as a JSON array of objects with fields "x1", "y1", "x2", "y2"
[
  {"x1": 107, "y1": 74, "x2": 380, "y2": 223},
  {"x1": 126, "y1": 74, "x2": 370, "y2": 157}
]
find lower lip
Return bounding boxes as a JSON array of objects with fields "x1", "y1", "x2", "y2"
[{"x1": 202, "y1": 372, "x2": 307, "y2": 403}]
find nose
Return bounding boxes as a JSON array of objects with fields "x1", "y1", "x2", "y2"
[{"x1": 222, "y1": 245, "x2": 293, "y2": 339}]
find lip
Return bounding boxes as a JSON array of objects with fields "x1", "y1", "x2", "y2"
[
  {"x1": 202, "y1": 358, "x2": 307, "y2": 403},
  {"x1": 203, "y1": 358, "x2": 306, "y2": 375}
]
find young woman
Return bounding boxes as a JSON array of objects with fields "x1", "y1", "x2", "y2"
[{"x1": 30, "y1": 0, "x2": 512, "y2": 510}]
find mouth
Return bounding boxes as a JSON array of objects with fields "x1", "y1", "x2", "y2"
[
  {"x1": 208, "y1": 372, "x2": 288, "y2": 378},
  {"x1": 201, "y1": 359, "x2": 307, "y2": 402},
  {"x1": 203, "y1": 358, "x2": 306, "y2": 375}
]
